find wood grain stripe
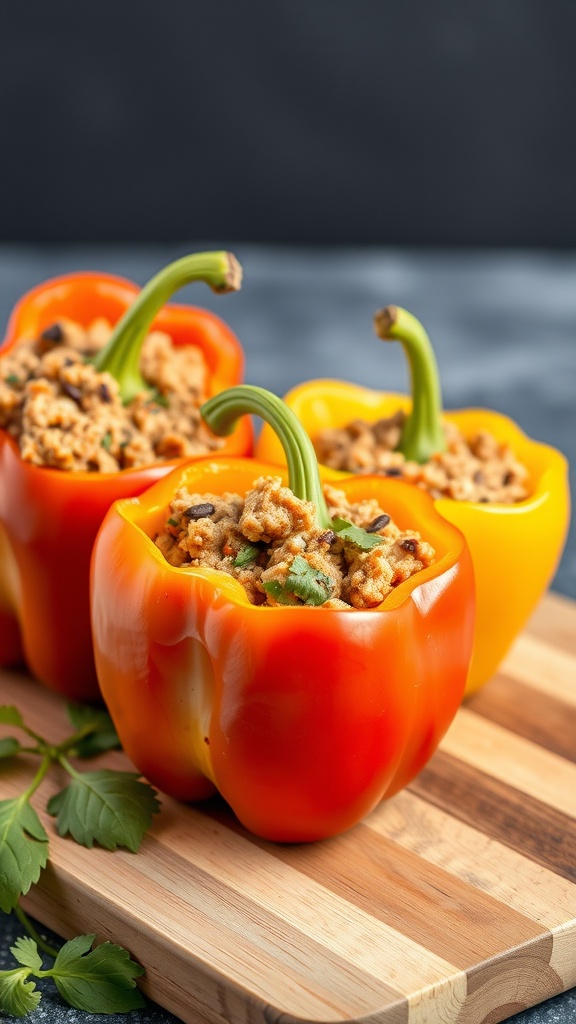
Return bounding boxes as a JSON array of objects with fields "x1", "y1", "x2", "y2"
[
  {"x1": 24, "y1": 857, "x2": 390, "y2": 1024},
  {"x1": 525, "y1": 591, "x2": 576, "y2": 656},
  {"x1": 146, "y1": 801, "x2": 463, "y2": 997},
  {"x1": 243, "y1": 821, "x2": 549, "y2": 972},
  {"x1": 499, "y1": 632, "x2": 576, "y2": 708},
  {"x1": 441, "y1": 707, "x2": 576, "y2": 818},
  {"x1": 466, "y1": 672, "x2": 576, "y2": 762},
  {"x1": 367, "y1": 790, "x2": 576, "y2": 987},
  {"x1": 138, "y1": 836, "x2": 409, "y2": 1021},
  {"x1": 410, "y1": 750, "x2": 576, "y2": 882}
]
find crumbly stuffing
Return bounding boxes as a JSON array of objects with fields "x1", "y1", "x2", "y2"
[
  {"x1": 0, "y1": 317, "x2": 220, "y2": 471},
  {"x1": 155, "y1": 475, "x2": 435, "y2": 609},
  {"x1": 314, "y1": 411, "x2": 529, "y2": 503}
]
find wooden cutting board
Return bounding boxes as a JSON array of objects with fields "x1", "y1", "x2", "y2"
[{"x1": 1, "y1": 591, "x2": 575, "y2": 1024}]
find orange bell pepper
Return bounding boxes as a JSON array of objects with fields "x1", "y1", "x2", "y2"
[
  {"x1": 256, "y1": 306, "x2": 570, "y2": 695},
  {"x1": 0, "y1": 252, "x2": 252, "y2": 702},
  {"x1": 90, "y1": 385, "x2": 475, "y2": 842}
]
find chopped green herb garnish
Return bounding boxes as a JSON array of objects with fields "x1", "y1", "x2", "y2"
[
  {"x1": 263, "y1": 555, "x2": 333, "y2": 607},
  {"x1": 261, "y1": 579, "x2": 298, "y2": 605},
  {"x1": 5, "y1": 373, "x2": 20, "y2": 386},
  {"x1": 167, "y1": 517, "x2": 179, "y2": 528},
  {"x1": 332, "y1": 517, "x2": 386, "y2": 550},
  {"x1": 146, "y1": 388, "x2": 169, "y2": 409},
  {"x1": 101, "y1": 431, "x2": 112, "y2": 451},
  {"x1": 233, "y1": 544, "x2": 260, "y2": 568}
]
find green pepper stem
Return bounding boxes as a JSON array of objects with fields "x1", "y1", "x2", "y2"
[
  {"x1": 91, "y1": 251, "x2": 242, "y2": 404},
  {"x1": 373, "y1": 305, "x2": 446, "y2": 463},
  {"x1": 201, "y1": 385, "x2": 332, "y2": 529}
]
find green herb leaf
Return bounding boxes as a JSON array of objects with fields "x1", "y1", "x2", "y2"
[
  {"x1": 0, "y1": 799, "x2": 49, "y2": 913},
  {"x1": 263, "y1": 555, "x2": 333, "y2": 607},
  {"x1": 101, "y1": 430, "x2": 113, "y2": 451},
  {"x1": 147, "y1": 388, "x2": 169, "y2": 409},
  {"x1": 0, "y1": 967, "x2": 41, "y2": 1017},
  {"x1": 66, "y1": 704, "x2": 121, "y2": 758},
  {"x1": 332, "y1": 517, "x2": 385, "y2": 550},
  {"x1": 0, "y1": 737, "x2": 21, "y2": 760},
  {"x1": 286, "y1": 555, "x2": 333, "y2": 605},
  {"x1": 232, "y1": 544, "x2": 260, "y2": 568},
  {"x1": 10, "y1": 936, "x2": 43, "y2": 972},
  {"x1": 49, "y1": 935, "x2": 145, "y2": 1013},
  {"x1": 48, "y1": 771, "x2": 160, "y2": 852},
  {"x1": 0, "y1": 707, "x2": 25, "y2": 729},
  {"x1": 5, "y1": 373, "x2": 20, "y2": 386},
  {"x1": 166, "y1": 516, "x2": 179, "y2": 527},
  {"x1": 261, "y1": 579, "x2": 298, "y2": 605}
]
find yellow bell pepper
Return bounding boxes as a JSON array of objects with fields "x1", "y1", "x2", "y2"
[{"x1": 256, "y1": 306, "x2": 570, "y2": 695}]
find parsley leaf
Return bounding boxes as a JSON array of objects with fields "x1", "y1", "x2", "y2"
[
  {"x1": 48, "y1": 770, "x2": 160, "y2": 852},
  {"x1": 0, "y1": 933, "x2": 145, "y2": 1017},
  {"x1": 232, "y1": 543, "x2": 260, "y2": 568},
  {"x1": 0, "y1": 800, "x2": 49, "y2": 913},
  {"x1": 263, "y1": 555, "x2": 333, "y2": 607},
  {"x1": 0, "y1": 705, "x2": 154, "y2": 1015},
  {"x1": 48, "y1": 935, "x2": 145, "y2": 1013},
  {"x1": 0, "y1": 737, "x2": 21, "y2": 760},
  {"x1": 9, "y1": 936, "x2": 43, "y2": 971},
  {"x1": 0, "y1": 966, "x2": 41, "y2": 1017},
  {"x1": 332, "y1": 517, "x2": 385, "y2": 550},
  {"x1": 261, "y1": 579, "x2": 298, "y2": 605},
  {"x1": 66, "y1": 703, "x2": 121, "y2": 758},
  {"x1": 0, "y1": 706, "x2": 25, "y2": 728}
]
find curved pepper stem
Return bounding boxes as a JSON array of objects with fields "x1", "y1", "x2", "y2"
[
  {"x1": 201, "y1": 385, "x2": 332, "y2": 529},
  {"x1": 373, "y1": 305, "x2": 446, "y2": 464},
  {"x1": 92, "y1": 251, "x2": 242, "y2": 404}
]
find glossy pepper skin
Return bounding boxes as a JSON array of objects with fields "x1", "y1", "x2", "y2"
[
  {"x1": 90, "y1": 386, "x2": 475, "y2": 843},
  {"x1": 0, "y1": 255, "x2": 252, "y2": 702},
  {"x1": 256, "y1": 307, "x2": 570, "y2": 696}
]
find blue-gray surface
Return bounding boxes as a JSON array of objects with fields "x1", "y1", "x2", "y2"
[{"x1": 0, "y1": 244, "x2": 574, "y2": 1024}]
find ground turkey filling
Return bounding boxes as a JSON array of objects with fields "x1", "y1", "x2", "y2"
[
  {"x1": 155, "y1": 476, "x2": 435, "y2": 609},
  {"x1": 314, "y1": 411, "x2": 529, "y2": 503},
  {"x1": 0, "y1": 318, "x2": 220, "y2": 471}
]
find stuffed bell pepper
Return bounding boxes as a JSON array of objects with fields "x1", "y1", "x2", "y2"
[
  {"x1": 90, "y1": 385, "x2": 475, "y2": 842},
  {"x1": 256, "y1": 306, "x2": 570, "y2": 695},
  {"x1": 0, "y1": 251, "x2": 252, "y2": 701}
]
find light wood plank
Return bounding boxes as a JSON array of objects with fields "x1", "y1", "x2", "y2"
[
  {"x1": 440, "y1": 707, "x2": 576, "y2": 818},
  {"x1": 500, "y1": 632, "x2": 576, "y2": 707}
]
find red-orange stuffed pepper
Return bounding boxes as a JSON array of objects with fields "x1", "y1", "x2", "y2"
[
  {"x1": 0, "y1": 252, "x2": 252, "y2": 701},
  {"x1": 91, "y1": 385, "x2": 475, "y2": 842}
]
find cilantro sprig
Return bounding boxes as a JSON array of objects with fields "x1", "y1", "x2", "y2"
[
  {"x1": 0, "y1": 703, "x2": 159, "y2": 913},
  {"x1": 232, "y1": 543, "x2": 261, "y2": 568},
  {"x1": 263, "y1": 555, "x2": 334, "y2": 607},
  {"x1": 331, "y1": 517, "x2": 386, "y2": 550},
  {"x1": 0, "y1": 925, "x2": 144, "y2": 1017},
  {"x1": 0, "y1": 702, "x2": 159, "y2": 1015}
]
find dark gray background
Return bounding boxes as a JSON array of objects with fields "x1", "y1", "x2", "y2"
[{"x1": 1, "y1": 1, "x2": 575, "y2": 247}]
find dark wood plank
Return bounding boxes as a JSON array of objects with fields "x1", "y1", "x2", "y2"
[{"x1": 410, "y1": 750, "x2": 576, "y2": 883}]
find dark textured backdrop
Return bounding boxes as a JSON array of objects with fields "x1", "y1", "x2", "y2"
[{"x1": 1, "y1": 1, "x2": 575, "y2": 246}]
